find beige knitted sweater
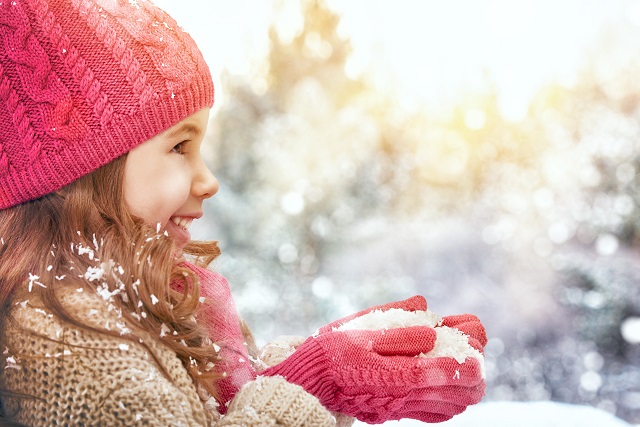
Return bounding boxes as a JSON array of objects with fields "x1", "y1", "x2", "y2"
[{"x1": 0, "y1": 288, "x2": 352, "y2": 427}]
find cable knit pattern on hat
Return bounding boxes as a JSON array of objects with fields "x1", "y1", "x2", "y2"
[
  {"x1": 34, "y1": 0, "x2": 117, "y2": 128},
  {"x1": 0, "y1": 0, "x2": 214, "y2": 209}
]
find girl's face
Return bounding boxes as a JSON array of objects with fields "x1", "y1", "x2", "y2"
[{"x1": 123, "y1": 107, "x2": 219, "y2": 247}]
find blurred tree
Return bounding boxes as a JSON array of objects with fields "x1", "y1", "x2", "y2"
[
  {"x1": 208, "y1": 0, "x2": 398, "y2": 338},
  {"x1": 203, "y1": 1, "x2": 640, "y2": 423},
  {"x1": 520, "y1": 24, "x2": 640, "y2": 420},
  {"x1": 267, "y1": 0, "x2": 361, "y2": 108}
]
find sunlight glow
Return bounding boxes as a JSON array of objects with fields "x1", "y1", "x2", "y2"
[
  {"x1": 327, "y1": 0, "x2": 628, "y2": 119},
  {"x1": 464, "y1": 109, "x2": 487, "y2": 130},
  {"x1": 154, "y1": 0, "x2": 630, "y2": 120}
]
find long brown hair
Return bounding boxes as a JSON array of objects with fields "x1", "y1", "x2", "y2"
[{"x1": 0, "y1": 154, "x2": 222, "y2": 417}]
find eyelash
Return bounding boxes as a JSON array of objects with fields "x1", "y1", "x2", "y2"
[{"x1": 171, "y1": 142, "x2": 187, "y2": 154}]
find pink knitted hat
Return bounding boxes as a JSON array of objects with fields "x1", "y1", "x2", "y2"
[{"x1": 0, "y1": 0, "x2": 214, "y2": 209}]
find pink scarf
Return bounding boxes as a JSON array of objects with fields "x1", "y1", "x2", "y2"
[{"x1": 171, "y1": 262, "x2": 256, "y2": 412}]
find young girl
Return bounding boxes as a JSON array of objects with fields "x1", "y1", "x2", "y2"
[{"x1": 0, "y1": 1, "x2": 487, "y2": 426}]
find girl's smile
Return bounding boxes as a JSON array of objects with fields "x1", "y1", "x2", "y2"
[{"x1": 167, "y1": 214, "x2": 201, "y2": 246}]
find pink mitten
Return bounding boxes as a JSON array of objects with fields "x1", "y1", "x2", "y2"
[
  {"x1": 442, "y1": 314, "x2": 487, "y2": 352},
  {"x1": 262, "y1": 296, "x2": 486, "y2": 424},
  {"x1": 171, "y1": 262, "x2": 256, "y2": 411}
]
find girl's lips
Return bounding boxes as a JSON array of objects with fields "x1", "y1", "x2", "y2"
[{"x1": 166, "y1": 217, "x2": 192, "y2": 247}]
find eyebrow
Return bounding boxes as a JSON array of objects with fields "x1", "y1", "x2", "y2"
[{"x1": 165, "y1": 123, "x2": 201, "y2": 139}]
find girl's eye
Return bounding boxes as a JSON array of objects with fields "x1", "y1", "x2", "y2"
[{"x1": 171, "y1": 142, "x2": 186, "y2": 154}]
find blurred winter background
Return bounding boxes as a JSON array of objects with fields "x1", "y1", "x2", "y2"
[{"x1": 154, "y1": 0, "x2": 640, "y2": 424}]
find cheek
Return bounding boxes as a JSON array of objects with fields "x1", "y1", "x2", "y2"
[
  {"x1": 124, "y1": 178, "x2": 158, "y2": 223},
  {"x1": 124, "y1": 168, "x2": 191, "y2": 225}
]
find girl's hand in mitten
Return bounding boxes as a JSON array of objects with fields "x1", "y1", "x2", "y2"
[
  {"x1": 441, "y1": 314, "x2": 487, "y2": 352},
  {"x1": 261, "y1": 320, "x2": 485, "y2": 423}
]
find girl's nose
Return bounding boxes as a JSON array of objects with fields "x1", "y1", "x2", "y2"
[{"x1": 193, "y1": 160, "x2": 219, "y2": 199}]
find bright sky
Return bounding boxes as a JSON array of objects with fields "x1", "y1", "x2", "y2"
[{"x1": 153, "y1": 0, "x2": 634, "y2": 120}]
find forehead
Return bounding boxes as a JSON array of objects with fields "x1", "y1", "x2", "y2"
[
  {"x1": 165, "y1": 123, "x2": 201, "y2": 139},
  {"x1": 161, "y1": 108, "x2": 210, "y2": 138}
]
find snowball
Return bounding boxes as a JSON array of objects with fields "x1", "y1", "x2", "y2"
[
  {"x1": 420, "y1": 325, "x2": 485, "y2": 378},
  {"x1": 335, "y1": 308, "x2": 485, "y2": 378}
]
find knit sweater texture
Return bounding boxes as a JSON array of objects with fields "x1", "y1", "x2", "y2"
[{"x1": 1, "y1": 287, "x2": 336, "y2": 426}]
